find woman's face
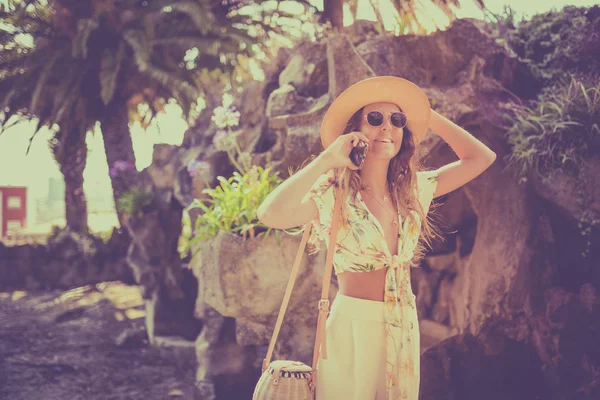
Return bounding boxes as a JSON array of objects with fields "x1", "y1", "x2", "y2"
[{"x1": 359, "y1": 102, "x2": 404, "y2": 161}]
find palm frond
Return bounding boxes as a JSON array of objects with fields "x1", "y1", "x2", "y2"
[
  {"x1": 25, "y1": 117, "x2": 44, "y2": 155},
  {"x1": 100, "y1": 41, "x2": 125, "y2": 105},
  {"x1": 124, "y1": 29, "x2": 151, "y2": 71},
  {"x1": 224, "y1": 25, "x2": 260, "y2": 47},
  {"x1": 0, "y1": 47, "x2": 37, "y2": 72},
  {"x1": 171, "y1": 88, "x2": 190, "y2": 116},
  {"x1": 152, "y1": 36, "x2": 239, "y2": 55},
  {"x1": 386, "y1": 0, "x2": 486, "y2": 32},
  {"x1": 52, "y1": 72, "x2": 83, "y2": 124},
  {"x1": 72, "y1": 19, "x2": 99, "y2": 59},
  {"x1": 30, "y1": 51, "x2": 62, "y2": 113},
  {"x1": 1, "y1": 0, "x2": 305, "y2": 131},
  {"x1": 0, "y1": 29, "x2": 15, "y2": 45},
  {"x1": 144, "y1": 63, "x2": 198, "y2": 99},
  {"x1": 0, "y1": 9, "x2": 53, "y2": 35},
  {"x1": 0, "y1": 111, "x2": 26, "y2": 136},
  {"x1": 0, "y1": 69, "x2": 37, "y2": 111},
  {"x1": 166, "y1": 1, "x2": 216, "y2": 35}
]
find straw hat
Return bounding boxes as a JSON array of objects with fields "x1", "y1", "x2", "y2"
[{"x1": 320, "y1": 76, "x2": 431, "y2": 149}]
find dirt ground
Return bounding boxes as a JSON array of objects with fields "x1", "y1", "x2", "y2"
[{"x1": 0, "y1": 282, "x2": 196, "y2": 400}]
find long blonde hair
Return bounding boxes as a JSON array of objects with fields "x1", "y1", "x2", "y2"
[{"x1": 330, "y1": 107, "x2": 443, "y2": 265}]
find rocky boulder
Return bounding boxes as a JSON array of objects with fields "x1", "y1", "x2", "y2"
[
  {"x1": 191, "y1": 230, "x2": 329, "y2": 366},
  {"x1": 0, "y1": 228, "x2": 133, "y2": 291},
  {"x1": 123, "y1": 145, "x2": 203, "y2": 344}
]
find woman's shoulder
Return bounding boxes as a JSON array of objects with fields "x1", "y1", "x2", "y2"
[
  {"x1": 313, "y1": 168, "x2": 338, "y2": 189},
  {"x1": 308, "y1": 168, "x2": 339, "y2": 201},
  {"x1": 416, "y1": 169, "x2": 438, "y2": 180},
  {"x1": 416, "y1": 169, "x2": 439, "y2": 189}
]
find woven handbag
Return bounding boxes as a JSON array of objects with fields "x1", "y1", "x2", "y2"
[{"x1": 252, "y1": 186, "x2": 343, "y2": 400}]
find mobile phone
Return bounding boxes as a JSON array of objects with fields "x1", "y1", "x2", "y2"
[{"x1": 349, "y1": 140, "x2": 369, "y2": 169}]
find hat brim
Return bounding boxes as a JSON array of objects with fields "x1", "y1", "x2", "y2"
[{"x1": 320, "y1": 76, "x2": 431, "y2": 149}]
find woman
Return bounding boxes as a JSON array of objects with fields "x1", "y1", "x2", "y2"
[{"x1": 257, "y1": 76, "x2": 496, "y2": 399}]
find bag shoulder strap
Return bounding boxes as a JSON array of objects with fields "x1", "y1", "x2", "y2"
[{"x1": 262, "y1": 184, "x2": 343, "y2": 372}]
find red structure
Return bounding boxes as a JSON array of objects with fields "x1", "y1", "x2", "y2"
[{"x1": 0, "y1": 186, "x2": 27, "y2": 239}]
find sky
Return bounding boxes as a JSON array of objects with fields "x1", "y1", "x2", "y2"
[{"x1": 0, "y1": 0, "x2": 597, "y2": 231}]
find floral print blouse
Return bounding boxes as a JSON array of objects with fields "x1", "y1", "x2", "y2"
[{"x1": 306, "y1": 168, "x2": 439, "y2": 400}]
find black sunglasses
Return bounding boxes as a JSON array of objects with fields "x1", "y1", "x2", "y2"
[{"x1": 364, "y1": 111, "x2": 408, "y2": 129}]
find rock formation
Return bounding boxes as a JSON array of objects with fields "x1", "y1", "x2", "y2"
[{"x1": 178, "y1": 11, "x2": 599, "y2": 398}]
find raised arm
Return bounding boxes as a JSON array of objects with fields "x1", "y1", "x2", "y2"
[
  {"x1": 257, "y1": 154, "x2": 334, "y2": 230},
  {"x1": 427, "y1": 109, "x2": 497, "y2": 198},
  {"x1": 257, "y1": 131, "x2": 369, "y2": 230}
]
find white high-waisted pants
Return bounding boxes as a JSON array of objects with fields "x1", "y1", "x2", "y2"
[{"x1": 315, "y1": 294, "x2": 387, "y2": 400}]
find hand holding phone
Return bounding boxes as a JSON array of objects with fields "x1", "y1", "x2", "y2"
[
  {"x1": 349, "y1": 140, "x2": 369, "y2": 169},
  {"x1": 321, "y1": 132, "x2": 370, "y2": 171}
]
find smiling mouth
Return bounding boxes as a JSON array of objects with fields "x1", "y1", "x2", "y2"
[{"x1": 375, "y1": 139, "x2": 393, "y2": 143}]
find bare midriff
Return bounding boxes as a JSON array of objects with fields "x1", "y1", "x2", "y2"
[{"x1": 337, "y1": 267, "x2": 388, "y2": 302}]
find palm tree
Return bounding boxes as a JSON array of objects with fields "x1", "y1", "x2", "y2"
[
  {"x1": 0, "y1": 0, "x2": 294, "y2": 230},
  {"x1": 1, "y1": 0, "x2": 484, "y2": 234},
  {"x1": 324, "y1": 0, "x2": 485, "y2": 32}
]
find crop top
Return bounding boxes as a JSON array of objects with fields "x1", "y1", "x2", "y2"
[
  {"x1": 305, "y1": 168, "x2": 439, "y2": 272},
  {"x1": 304, "y1": 167, "x2": 439, "y2": 398}
]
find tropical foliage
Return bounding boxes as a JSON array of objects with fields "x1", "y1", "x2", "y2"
[
  {"x1": 0, "y1": 0, "x2": 484, "y2": 235},
  {"x1": 0, "y1": 0, "x2": 279, "y2": 129},
  {"x1": 117, "y1": 186, "x2": 154, "y2": 220},
  {"x1": 330, "y1": 0, "x2": 485, "y2": 34},
  {"x1": 0, "y1": 0, "x2": 315, "y2": 231},
  {"x1": 504, "y1": 76, "x2": 600, "y2": 180},
  {"x1": 186, "y1": 164, "x2": 282, "y2": 245},
  {"x1": 181, "y1": 104, "x2": 282, "y2": 258},
  {"x1": 507, "y1": 6, "x2": 600, "y2": 85}
]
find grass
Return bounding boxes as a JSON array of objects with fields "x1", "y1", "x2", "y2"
[{"x1": 504, "y1": 75, "x2": 600, "y2": 181}]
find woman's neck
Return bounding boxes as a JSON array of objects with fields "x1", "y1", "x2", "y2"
[{"x1": 359, "y1": 161, "x2": 390, "y2": 197}]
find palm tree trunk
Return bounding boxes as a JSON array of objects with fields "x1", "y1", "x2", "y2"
[
  {"x1": 53, "y1": 129, "x2": 89, "y2": 234},
  {"x1": 324, "y1": 0, "x2": 345, "y2": 29},
  {"x1": 101, "y1": 103, "x2": 136, "y2": 225}
]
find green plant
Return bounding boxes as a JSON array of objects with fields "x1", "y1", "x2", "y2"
[
  {"x1": 505, "y1": 75, "x2": 600, "y2": 256},
  {"x1": 177, "y1": 209, "x2": 193, "y2": 260},
  {"x1": 179, "y1": 101, "x2": 286, "y2": 259},
  {"x1": 184, "y1": 165, "x2": 283, "y2": 253},
  {"x1": 506, "y1": 7, "x2": 599, "y2": 86},
  {"x1": 117, "y1": 186, "x2": 154, "y2": 220},
  {"x1": 504, "y1": 75, "x2": 600, "y2": 180}
]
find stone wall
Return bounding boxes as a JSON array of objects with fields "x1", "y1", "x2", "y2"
[{"x1": 0, "y1": 228, "x2": 133, "y2": 291}]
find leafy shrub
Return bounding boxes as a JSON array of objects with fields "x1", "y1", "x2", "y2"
[
  {"x1": 507, "y1": 6, "x2": 600, "y2": 85},
  {"x1": 505, "y1": 75, "x2": 600, "y2": 257},
  {"x1": 505, "y1": 76, "x2": 600, "y2": 179},
  {"x1": 185, "y1": 165, "x2": 283, "y2": 252},
  {"x1": 117, "y1": 186, "x2": 154, "y2": 220}
]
